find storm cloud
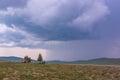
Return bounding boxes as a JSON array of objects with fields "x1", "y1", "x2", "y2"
[
  {"x1": 25, "y1": 0, "x2": 109, "y2": 30},
  {"x1": 1, "y1": 0, "x2": 120, "y2": 61},
  {"x1": 0, "y1": 0, "x2": 27, "y2": 9},
  {"x1": 0, "y1": 0, "x2": 109, "y2": 44}
]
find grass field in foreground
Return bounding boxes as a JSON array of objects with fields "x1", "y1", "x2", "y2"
[{"x1": 0, "y1": 62, "x2": 120, "y2": 80}]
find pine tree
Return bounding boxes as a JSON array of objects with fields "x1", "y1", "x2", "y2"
[{"x1": 37, "y1": 53, "x2": 43, "y2": 63}]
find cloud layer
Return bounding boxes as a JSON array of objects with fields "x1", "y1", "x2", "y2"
[
  {"x1": 0, "y1": 0, "x2": 27, "y2": 9},
  {"x1": 1, "y1": 0, "x2": 120, "y2": 61},
  {"x1": 26, "y1": 0, "x2": 109, "y2": 30},
  {"x1": 0, "y1": 24, "x2": 43, "y2": 48},
  {"x1": 0, "y1": 0, "x2": 110, "y2": 48}
]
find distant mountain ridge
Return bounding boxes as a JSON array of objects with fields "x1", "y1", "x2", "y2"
[
  {"x1": 0, "y1": 56, "x2": 36, "y2": 62},
  {"x1": 47, "y1": 58, "x2": 120, "y2": 65},
  {"x1": 1, "y1": 57, "x2": 120, "y2": 65}
]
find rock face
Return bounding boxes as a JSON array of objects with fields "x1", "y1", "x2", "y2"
[{"x1": 23, "y1": 56, "x2": 31, "y2": 63}]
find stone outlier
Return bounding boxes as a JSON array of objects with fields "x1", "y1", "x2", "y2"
[{"x1": 23, "y1": 56, "x2": 31, "y2": 63}]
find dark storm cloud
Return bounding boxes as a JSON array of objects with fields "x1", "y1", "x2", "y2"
[
  {"x1": 94, "y1": 0, "x2": 120, "y2": 39},
  {"x1": 1, "y1": 0, "x2": 120, "y2": 61},
  {"x1": 0, "y1": 0, "x2": 110, "y2": 48},
  {"x1": 25, "y1": 0, "x2": 109, "y2": 30},
  {"x1": 0, "y1": 0, "x2": 109, "y2": 42},
  {"x1": 0, "y1": 0, "x2": 27, "y2": 9},
  {"x1": 0, "y1": 14, "x2": 96, "y2": 42}
]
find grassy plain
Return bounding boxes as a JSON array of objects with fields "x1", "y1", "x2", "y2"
[{"x1": 0, "y1": 62, "x2": 120, "y2": 80}]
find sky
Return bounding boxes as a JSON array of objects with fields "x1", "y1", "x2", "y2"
[{"x1": 0, "y1": 0, "x2": 120, "y2": 61}]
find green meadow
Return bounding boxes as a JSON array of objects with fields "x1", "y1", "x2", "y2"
[{"x1": 0, "y1": 62, "x2": 120, "y2": 80}]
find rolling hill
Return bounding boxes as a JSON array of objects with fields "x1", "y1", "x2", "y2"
[
  {"x1": 0, "y1": 56, "x2": 36, "y2": 62},
  {"x1": 47, "y1": 58, "x2": 120, "y2": 65},
  {"x1": 0, "y1": 56, "x2": 23, "y2": 62},
  {"x1": 1, "y1": 56, "x2": 120, "y2": 65}
]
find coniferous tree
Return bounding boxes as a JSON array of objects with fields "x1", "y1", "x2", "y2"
[{"x1": 37, "y1": 53, "x2": 43, "y2": 63}]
